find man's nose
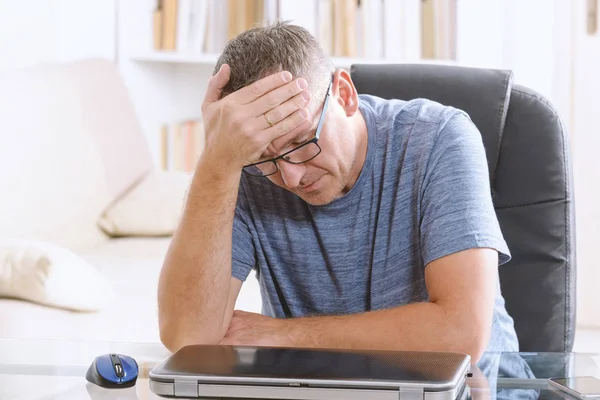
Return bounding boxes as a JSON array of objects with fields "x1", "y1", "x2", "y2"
[{"x1": 277, "y1": 161, "x2": 305, "y2": 189}]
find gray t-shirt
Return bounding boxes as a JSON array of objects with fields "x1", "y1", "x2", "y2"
[{"x1": 231, "y1": 94, "x2": 519, "y2": 353}]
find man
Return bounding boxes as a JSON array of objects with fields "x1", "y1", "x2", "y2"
[{"x1": 157, "y1": 21, "x2": 519, "y2": 363}]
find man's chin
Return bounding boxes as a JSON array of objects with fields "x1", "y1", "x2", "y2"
[
  {"x1": 301, "y1": 193, "x2": 334, "y2": 206},
  {"x1": 296, "y1": 187, "x2": 340, "y2": 206},
  {"x1": 292, "y1": 176, "x2": 343, "y2": 205}
]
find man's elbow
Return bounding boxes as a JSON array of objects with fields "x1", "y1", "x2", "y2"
[
  {"x1": 159, "y1": 326, "x2": 187, "y2": 354},
  {"x1": 459, "y1": 336, "x2": 487, "y2": 364},
  {"x1": 451, "y1": 320, "x2": 490, "y2": 363},
  {"x1": 159, "y1": 318, "x2": 224, "y2": 353}
]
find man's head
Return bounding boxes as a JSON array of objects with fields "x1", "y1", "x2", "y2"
[
  {"x1": 214, "y1": 22, "x2": 368, "y2": 206},
  {"x1": 215, "y1": 21, "x2": 334, "y2": 102}
]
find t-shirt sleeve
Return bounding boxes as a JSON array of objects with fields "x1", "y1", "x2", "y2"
[
  {"x1": 231, "y1": 188, "x2": 256, "y2": 282},
  {"x1": 420, "y1": 111, "x2": 511, "y2": 267}
]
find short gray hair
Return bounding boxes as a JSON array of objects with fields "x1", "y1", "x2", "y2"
[{"x1": 214, "y1": 21, "x2": 335, "y2": 102}]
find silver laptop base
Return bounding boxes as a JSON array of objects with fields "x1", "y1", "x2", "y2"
[{"x1": 149, "y1": 379, "x2": 469, "y2": 400}]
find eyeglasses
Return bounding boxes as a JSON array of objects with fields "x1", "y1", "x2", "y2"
[{"x1": 242, "y1": 78, "x2": 333, "y2": 177}]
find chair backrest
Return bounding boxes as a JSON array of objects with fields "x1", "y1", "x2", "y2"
[{"x1": 350, "y1": 63, "x2": 576, "y2": 352}]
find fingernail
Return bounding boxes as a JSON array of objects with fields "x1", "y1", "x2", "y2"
[
  {"x1": 299, "y1": 108, "x2": 308, "y2": 119},
  {"x1": 297, "y1": 79, "x2": 307, "y2": 89},
  {"x1": 282, "y1": 71, "x2": 292, "y2": 82},
  {"x1": 301, "y1": 91, "x2": 310, "y2": 102}
]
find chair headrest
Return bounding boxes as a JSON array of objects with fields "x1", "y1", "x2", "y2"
[{"x1": 350, "y1": 63, "x2": 514, "y2": 189}]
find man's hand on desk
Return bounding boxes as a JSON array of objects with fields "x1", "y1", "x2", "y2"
[{"x1": 219, "y1": 310, "x2": 294, "y2": 347}]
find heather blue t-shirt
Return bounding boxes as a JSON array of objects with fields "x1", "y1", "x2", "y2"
[{"x1": 231, "y1": 94, "x2": 519, "y2": 353}]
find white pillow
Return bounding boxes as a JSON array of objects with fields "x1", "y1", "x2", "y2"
[
  {"x1": 0, "y1": 239, "x2": 115, "y2": 311},
  {"x1": 97, "y1": 170, "x2": 191, "y2": 237}
]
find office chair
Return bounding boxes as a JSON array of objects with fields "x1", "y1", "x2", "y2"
[{"x1": 350, "y1": 63, "x2": 576, "y2": 353}]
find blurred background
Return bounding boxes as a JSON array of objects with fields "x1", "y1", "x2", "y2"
[{"x1": 0, "y1": 0, "x2": 597, "y2": 351}]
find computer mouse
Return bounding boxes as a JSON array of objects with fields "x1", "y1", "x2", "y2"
[{"x1": 86, "y1": 353, "x2": 139, "y2": 388}]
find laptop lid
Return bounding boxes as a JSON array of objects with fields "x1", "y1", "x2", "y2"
[{"x1": 149, "y1": 345, "x2": 471, "y2": 399}]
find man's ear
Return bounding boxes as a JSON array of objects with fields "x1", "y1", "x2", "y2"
[{"x1": 333, "y1": 69, "x2": 359, "y2": 117}]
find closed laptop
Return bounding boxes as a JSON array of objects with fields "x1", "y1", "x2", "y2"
[{"x1": 149, "y1": 345, "x2": 471, "y2": 400}]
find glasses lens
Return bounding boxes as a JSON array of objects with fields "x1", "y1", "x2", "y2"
[
  {"x1": 243, "y1": 161, "x2": 277, "y2": 176},
  {"x1": 282, "y1": 142, "x2": 321, "y2": 164}
]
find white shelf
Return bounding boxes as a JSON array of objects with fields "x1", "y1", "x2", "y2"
[
  {"x1": 330, "y1": 57, "x2": 459, "y2": 68},
  {"x1": 130, "y1": 52, "x2": 220, "y2": 64},
  {"x1": 130, "y1": 52, "x2": 458, "y2": 69}
]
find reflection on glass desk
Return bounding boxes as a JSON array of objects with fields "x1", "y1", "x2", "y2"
[{"x1": 0, "y1": 338, "x2": 598, "y2": 399}]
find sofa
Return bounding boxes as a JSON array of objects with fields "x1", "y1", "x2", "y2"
[{"x1": 0, "y1": 59, "x2": 261, "y2": 344}]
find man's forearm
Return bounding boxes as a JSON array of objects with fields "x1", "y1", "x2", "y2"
[
  {"x1": 285, "y1": 302, "x2": 486, "y2": 361},
  {"x1": 158, "y1": 156, "x2": 241, "y2": 350}
]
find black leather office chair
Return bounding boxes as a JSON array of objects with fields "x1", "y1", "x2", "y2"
[{"x1": 350, "y1": 64, "x2": 576, "y2": 353}]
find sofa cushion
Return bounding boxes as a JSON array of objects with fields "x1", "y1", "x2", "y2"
[
  {"x1": 98, "y1": 170, "x2": 191, "y2": 237},
  {"x1": 0, "y1": 239, "x2": 114, "y2": 312},
  {"x1": 0, "y1": 59, "x2": 153, "y2": 251}
]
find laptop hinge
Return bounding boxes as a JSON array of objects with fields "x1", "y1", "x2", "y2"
[
  {"x1": 399, "y1": 387, "x2": 424, "y2": 400},
  {"x1": 174, "y1": 377, "x2": 198, "y2": 398}
]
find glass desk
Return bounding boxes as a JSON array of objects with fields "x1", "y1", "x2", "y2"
[{"x1": 0, "y1": 338, "x2": 598, "y2": 399}]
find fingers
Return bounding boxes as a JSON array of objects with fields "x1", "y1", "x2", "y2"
[
  {"x1": 241, "y1": 89, "x2": 311, "y2": 148},
  {"x1": 200, "y1": 67, "x2": 312, "y2": 168},
  {"x1": 202, "y1": 64, "x2": 231, "y2": 108},
  {"x1": 261, "y1": 91, "x2": 313, "y2": 144},
  {"x1": 262, "y1": 90, "x2": 311, "y2": 128},
  {"x1": 264, "y1": 108, "x2": 313, "y2": 143},
  {"x1": 234, "y1": 71, "x2": 294, "y2": 105},
  {"x1": 252, "y1": 77, "x2": 309, "y2": 118}
]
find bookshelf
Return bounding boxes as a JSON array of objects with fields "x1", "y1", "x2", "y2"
[{"x1": 116, "y1": 0, "x2": 500, "y2": 169}]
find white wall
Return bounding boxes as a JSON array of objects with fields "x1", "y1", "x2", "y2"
[
  {"x1": 0, "y1": 1, "x2": 56, "y2": 69},
  {"x1": 501, "y1": 0, "x2": 557, "y2": 104},
  {"x1": 456, "y1": 0, "x2": 506, "y2": 68},
  {"x1": 0, "y1": 0, "x2": 116, "y2": 70},
  {"x1": 53, "y1": 0, "x2": 116, "y2": 63},
  {"x1": 456, "y1": 0, "x2": 571, "y2": 123}
]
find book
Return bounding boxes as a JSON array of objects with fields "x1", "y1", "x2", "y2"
[
  {"x1": 176, "y1": 0, "x2": 193, "y2": 52},
  {"x1": 159, "y1": 119, "x2": 205, "y2": 172},
  {"x1": 162, "y1": 0, "x2": 178, "y2": 51},
  {"x1": 153, "y1": 1, "x2": 163, "y2": 50},
  {"x1": 160, "y1": 124, "x2": 169, "y2": 170},
  {"x1": 205, "y1": 0, "x2": 228, "y2": 53}
]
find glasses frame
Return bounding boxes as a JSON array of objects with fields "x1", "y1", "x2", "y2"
[{"x1": 242, "y1": 77, "x2": 333, "y2": 177}]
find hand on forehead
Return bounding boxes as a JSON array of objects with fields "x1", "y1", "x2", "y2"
[{"x1": 264, "y1": 106, "x2": 319, "y2": 157}]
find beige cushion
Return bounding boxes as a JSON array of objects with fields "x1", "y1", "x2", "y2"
[
  {"x1": 0, "y1": 239, "x2": 115, "y2": 312},
  {"x1": 98, "y1": 170, "x2": 191, "y2": 237}
]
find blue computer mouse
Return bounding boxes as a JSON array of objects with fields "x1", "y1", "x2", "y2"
[{"x1": 86, "y1": 353, "x2": 139, "y2": 388}]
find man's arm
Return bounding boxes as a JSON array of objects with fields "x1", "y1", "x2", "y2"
[
  {"x1": 222, "y1": 248, "x2": 498, "y2": 363},
  {"x1": 286, "y1": 248, "x2": 497, "y2": 360},
  {"x1": 157, "y1": 157, "x2": 244, "y2": 351},
  {"x1": 157, "y1": 65, "x2": 313, "y2": 353}
]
